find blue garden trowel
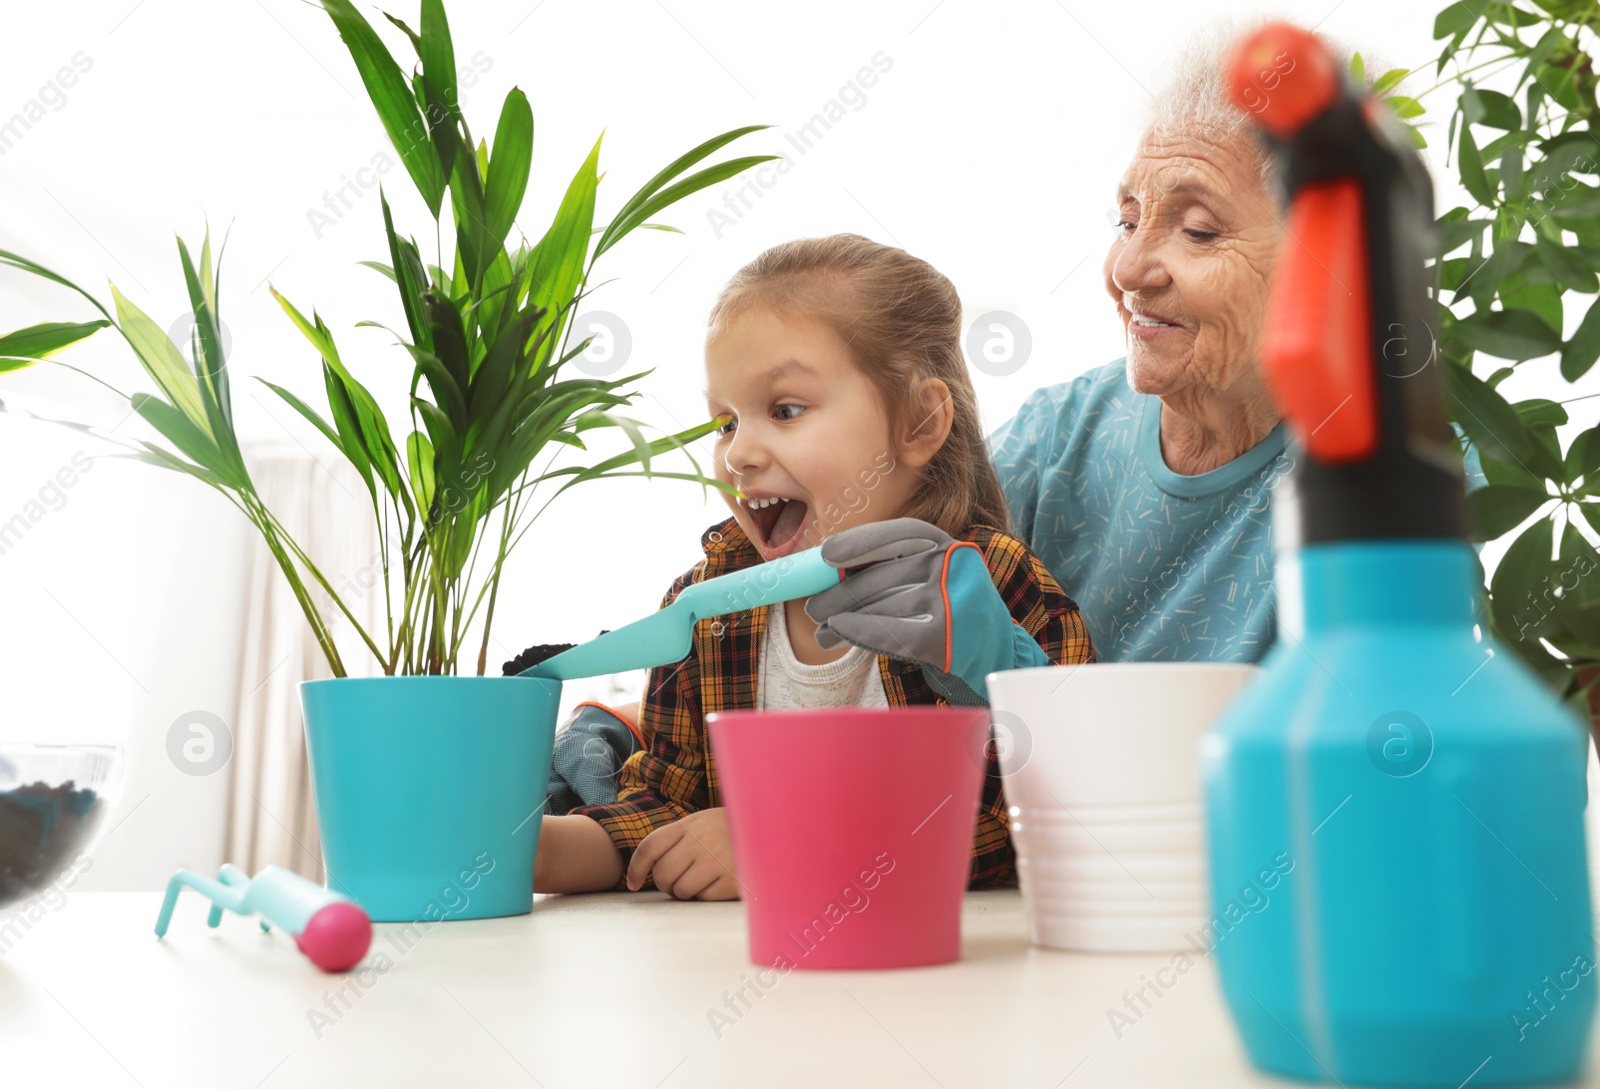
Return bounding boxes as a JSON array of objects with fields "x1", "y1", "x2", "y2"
[{"x1": 518, "y1": 546, "x2": 840, "y2": 680}]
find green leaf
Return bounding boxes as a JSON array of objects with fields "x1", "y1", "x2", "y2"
[
  {"x1": 1513, "y1": 397, "x2": 1569, "y2": 428},
  {"x1": 1563, "y1": 298, "x2": 1600, "y2": 380},
  {"x1": 0, "y1": 320, "x2": 110, "y2": 374},
  {"x1": 1373, "y1": 68, "x2": 1410, "y2": 97},
  {"x1": 550, "y1": 418, "x2": 724, "y2": 491},
  {"x1": 1483, "y1": 452, "x2": 1547, "y2": 491},
  {"x1": 199, "y1": 228, "x2": 220, "y2": 324},
  {"x1": 1387, "y1": 95, "x2": 1424, "y2": 121},
  {"x1": 1520, "y1": 27, "x2": 1567, "y2": 93},
  {"x1": 1531, "y1": 421, "x2": 1564, "y2": 478},
  {"x1": 1473, "y1": 89, "x2": 1520, "y2": 130},
  {"x1": 1547, "y1": 187, "x2": 1600, "y2": 225},
  {"x1": 406, "y1": 429, "x2": 436, "y2": 512},
  {"x1": 421, "y1": 290, "x2": 470, "y2": 392},
  {"x1": 0, "y1": 248, "x2": 112, "y2": 321},
  {"x1": 358, "y1": 260, "x2": 398, "y2": 282},
  {"x1": 1466, "y1": 482, "x2": 1552, "y2": 540},
  {"x1": 1453, "y1": 308, "x2": 1561, "y2": 361},
  {"x1": 1480, "y1": 129, "x2": 1535, "y2": 168},
  {"x1": 595, "y1": 125, "x2": 772, "y2": 258},
  {"x1": 320, "y1": 0, "x2": 445, "y2": 217},
  {"x1": 380, "y1": 192, "x2": 432, "y2": 350},
  {"x1": 1582, "y1": 501, "x2": 1600, "y2": 537},
  {"x1": 1554, "y1": 522, "x2": 1600, "y2": 646},
  {"x1": 1500, "y1": 279, "x2": 1562, "y2": 333},
  {"x1": 1533, "y1": 235, "x2": 1597, "y2": 292},
  {"x1": 1459, "y1": 121, "x2": 1492, "y2": 206},
  {"x1": 483, "y1": 88, "x2": 533, "y2": 258},
  {"x1": 381, "y1": 11, "x2": 421, "y2": 53},
  {"x1": 323, "y1": 363, "x2": 374, "y2": 495},
  {"x1": 1540, "y1": 59, "x2": 1583, "y2": 112},
  {"x1": 110, "y1": 283, "x2": 211, "y2": 435},
  {"x1": 175, "y1": 233, "x2": 242, "y2": 480},
  {"x1": 1531, "y1": 135, "x2": 1600, "y2": 205},
  {"x1": 1531, "y1": 0, "x2": 1589, "y2": 19},
  {"x1": 599, "y1": 155, "x2": 780, "y2": 260},
  {"x1": 1349, "y1": 53, "x2": 1366, "y2": 88},
  {"x1": 1490, "y1": 517, "x2": 1556, "y2": 659},
  {"x1": 129, "y1": 392, "x2": 235, "y2": 487},
  {"x1": 1446, "y1": 360, "x2": 1549, "y2": 476},
  {"x1": 258, "y1": 378, "x2": 345, "y2": 456},
  {"x1": 440, "y1": 104, "x2": 487, "y2": 284},
  {"x1": 466, "y1": 305, "x2": 539, "y2": 432},
  {"x1": 1567, "y1": 425, "x2": 1600, "y2": 489},
  {"x1": 406, "y1": 346, "x2": 468, "y2": 431},
  {"x1": 1434, "y1": 1, "x2": 1479, "y2": 38},
  {"x1": 413, "y1": 396, "x2": 457, "y2": 466},
  {"x1": 418, "y1": 0, "x2": 461, "y2": 127},
  {"x1": 1502, "y1": 145, "x2": 1527, "y2": 202},
  {"x1": 273, "y1": 286, "x2": 402, "y2": 499},
  {"x1": 117, "y1": 443, "x2": 226, "y2": 488},
  {"x1": 524, "y1": 136, "x2": 602, "y2": 365}
]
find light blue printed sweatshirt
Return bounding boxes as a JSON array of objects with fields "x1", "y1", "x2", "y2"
[{"x1": 989, "y1": 358, "x2": 1484, "y2": 663}]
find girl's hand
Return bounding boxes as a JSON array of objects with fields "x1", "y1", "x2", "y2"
[
  {"x1": 627, "y1": 808, "x2": 741, "y2": 900},
  {"x1": 803, "y1": 517, "x2": 1050, "y2": 700}
]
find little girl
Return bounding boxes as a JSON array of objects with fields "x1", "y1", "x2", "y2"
[{"x1": 532, "y1": 234, "x2": 1095, "y2": 899}]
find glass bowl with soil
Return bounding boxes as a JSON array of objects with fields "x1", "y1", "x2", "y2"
[{"x1": 0, "y1": 745, "x2": 124, "y2": 911}]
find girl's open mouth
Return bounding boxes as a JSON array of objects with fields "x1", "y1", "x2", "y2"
[{"x1": 745, "y1": 496, "x2": 810, "y2": 558}]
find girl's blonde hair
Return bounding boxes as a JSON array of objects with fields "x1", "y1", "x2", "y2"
[{"x1": 707, "y1": 234, "x2": 1009, "y2": 539}]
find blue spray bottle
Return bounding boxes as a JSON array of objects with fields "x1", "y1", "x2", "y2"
[{"x1": 1201, "y1": 23, "x2": 1596, "y2": 1086}]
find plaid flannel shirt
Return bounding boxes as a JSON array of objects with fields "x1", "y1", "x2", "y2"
[{"x1": 572, "y1": 516, "x2": 1095, "y2": 890}]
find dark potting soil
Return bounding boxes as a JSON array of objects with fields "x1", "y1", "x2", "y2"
[
  {"x1": 0, "y1": 780, "x2": 101, "y2": 910},
  {"x1": 502, "y1": 631, "x2": 610, "y2": 676}
]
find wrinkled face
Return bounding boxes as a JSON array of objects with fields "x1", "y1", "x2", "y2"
[
  {"x1": 1103, "y1": 127, "x2": 1283, "y2": 400},
  {"x1": 706, "y1": 307, "x2": 915, "y2": 561}
]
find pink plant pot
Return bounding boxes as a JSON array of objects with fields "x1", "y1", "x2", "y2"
[{"x1": 708, "y1": 707, "x2": 990, "y2": 970}]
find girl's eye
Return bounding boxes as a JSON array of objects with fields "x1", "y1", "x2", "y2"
[
  {"x1": 714, "y1": 414, "x2": 735, "y2": 435},
  {"x1": 774, "y1": 403, "x2": 805, "y2": 422}
]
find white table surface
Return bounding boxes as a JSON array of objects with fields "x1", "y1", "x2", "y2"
[{"x1": 2, "y1": 888, "x2": 1594, "y2": 1089}]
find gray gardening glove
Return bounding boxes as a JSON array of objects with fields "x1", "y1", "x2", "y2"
[
  {"x1": 803, "y1": 518, "x2": 1050, "y2": 701},
  {"x1": 544, "y1": 703, "x2": 641, "y2": 814}
]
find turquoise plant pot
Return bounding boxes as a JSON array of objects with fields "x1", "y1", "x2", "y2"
[{"x1": 300, "y1": 676, "x2": 560, "y2": 922}]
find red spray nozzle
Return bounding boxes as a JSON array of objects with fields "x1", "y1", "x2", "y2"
[
  {"x1": 1261, "y1": 180, "x2": 1378, "y2": 463},
  {"x1": 1227, "y1": 23, "x2": 1341, "y2": 137},
  {"x1": 1228, "y1": 24, "x2": 1466, "y2": 538},
  {"x1": 1228, "y1": 22, "x2": 1378, "y2": 464}
]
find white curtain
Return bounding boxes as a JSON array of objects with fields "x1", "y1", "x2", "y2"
[{"x1": 224, "y1": 445, "x2": 386, "y2": 880}]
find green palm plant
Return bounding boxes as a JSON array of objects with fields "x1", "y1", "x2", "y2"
[{"x1": 0, "y1": 0, "x2": 774, "y2": 677}]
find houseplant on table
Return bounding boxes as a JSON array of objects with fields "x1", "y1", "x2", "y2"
[
  {"x1": 1349, "y1": 2, "x2": 1600, "y2": 736},
  {"x1": 0, "y1": 0, "x2": 773, "y2": 919},
  {"x1": 1423, "y1": 1, "x2": 1600, "y2": 738}
]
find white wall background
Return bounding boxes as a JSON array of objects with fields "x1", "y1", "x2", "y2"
[{"x1": 1, "y1": 0, "x2": 1596, "y2": 889}]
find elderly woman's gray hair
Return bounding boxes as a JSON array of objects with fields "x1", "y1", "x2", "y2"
[{"x1": 1146, "y1": 18, "x2": 1376, "y2": 189}]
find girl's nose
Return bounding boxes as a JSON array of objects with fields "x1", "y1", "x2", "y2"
[{"x1": 723, "y1": 424, "x2": 769, "y2": 477}]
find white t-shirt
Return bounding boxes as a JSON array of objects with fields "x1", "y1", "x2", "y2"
[{"x1": 758, "y1": 601, "x2": 890, "y2": 711}]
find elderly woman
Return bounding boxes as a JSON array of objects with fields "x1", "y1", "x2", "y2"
[{"x1": 990, "y1": 26, "x2": 1474, "y2": 664}]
